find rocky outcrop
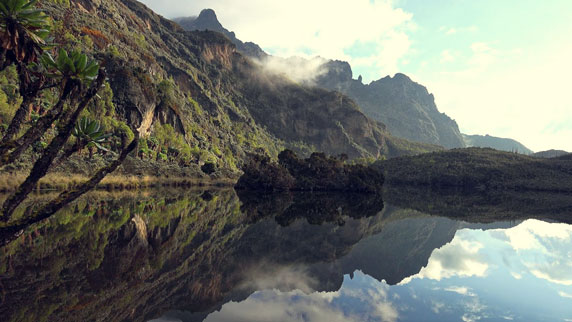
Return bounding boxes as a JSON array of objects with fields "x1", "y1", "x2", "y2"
[
  {"x1": 31, "y1": 0, "x2": 440, "y2": 171},
  {"x1": 174, "y1": 9, "x2": 267, "y2": 59},
  {"x1": 315, "y1": 61, "x2": 466, "y2": 149},
  {"x1": 175, "y1": 9, "x2": 464, "y2": 149},
  {"x1": 463, "y1": 133, "x2": 533, "y2": 154}
]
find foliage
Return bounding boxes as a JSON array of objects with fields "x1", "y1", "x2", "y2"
[
  {"x1": 236, "y1": 150, "x2": 385, "y2": 192},
  {"x1": 40, "y1": 48, "x2": 99, "y2": 81},
  {"x1": 0, "y1": 0, "x2": 50, "y2": 66},
  {"x1": 0, "y1": 1, "x2": 138, "y2": 227},
  {"x1": 374, "y1": 148, "x2": 572, "y2": 192},
  {"x1": 72, "y1": 116, "x2": 111, "y2": 153}
]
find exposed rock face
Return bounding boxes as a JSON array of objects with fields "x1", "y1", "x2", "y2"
[
  {"x1": 173, "y1": 9, "x2": 267, "y2": 59},
  {"x1": 31, "y1": 0, "x2": 440, "y2": 168},
  {"x1": 463, "y1": 133, "x2": 533, "y2": 154},
  {"x1": 315, "y1": 61, "x2": 466, "y2": 149},
  {"x1": 170, "y1": 8, "x2": 448, "y2": 156}
]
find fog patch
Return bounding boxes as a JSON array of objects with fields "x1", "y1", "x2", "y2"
[{"x1": 253, "y1": 56, "x2": 329, "y2": 84}]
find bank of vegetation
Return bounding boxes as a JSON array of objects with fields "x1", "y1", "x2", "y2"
[{"x1": 375, "y1": 148, "x2": 572, "y2": 192}]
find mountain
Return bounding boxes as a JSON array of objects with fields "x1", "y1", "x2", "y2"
[
  {"x1": 173, "y1": 10, "x2": 465, "y2": 149},
  {"x1": 314, "y1": 61, "x2": 466, "y2": 149},
  {"x1": 463, "y1": 133, "x2": 533, "y2": 154},
  {"x1": 173, "y1": 9, "x2": 267, "y2": 59},
  {"x1": 532, "y1": 149, "x2": 569, "y2": 158},
  {"x1": 28, "y1": 0, "x2": 441, "y2": 179}
]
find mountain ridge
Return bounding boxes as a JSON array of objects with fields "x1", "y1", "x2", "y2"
[
  {"x1": 26, "y1": 0, "x2": 440, "y2": 176},
  {"x1": 463, "y1": 133, "x2": 533, "y2": 154},
  {"x1": 174, "y1": 9, "x2": 466, "y2": 149}
]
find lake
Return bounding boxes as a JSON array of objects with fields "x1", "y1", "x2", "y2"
[{"x1": 1, "y1": 187, "x2": 571, "y2": 322}]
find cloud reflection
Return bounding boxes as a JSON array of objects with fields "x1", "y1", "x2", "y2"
[
  {"x1": 205, "y1": 271, "x2": 398, "y2": 322},
  {"x1": 400, "y1": 237, "x2": 489, "y2": 284}
]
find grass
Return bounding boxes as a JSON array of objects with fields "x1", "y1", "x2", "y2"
[{"x1": 0, "y1": 172, "x2": 235, "y2": 193}]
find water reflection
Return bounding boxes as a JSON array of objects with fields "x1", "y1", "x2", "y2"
[
  {"x1": 198, "y1": 219, "x2": 572, "y2": 322},
  {"x1": 0, "y1": 187, "x2": 571, "y2": 322}
]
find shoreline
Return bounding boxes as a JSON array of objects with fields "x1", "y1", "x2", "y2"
[{"x1": 0, "y1": 172, "x2": 236, "y2": 193}]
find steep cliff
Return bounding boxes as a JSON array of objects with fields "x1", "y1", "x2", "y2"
[
  {"x1": 173, "y1": 9, "x2": 267, "y2": 59},
  {"x1": 174, "y1": 9, "x2": 465, "y2": 149},
  {"x1": 315, "y1": 61, "x2": 466, "y2": 148},
  {"x1": 29, "y1": 0, "x2": 439, "y2": 173}
]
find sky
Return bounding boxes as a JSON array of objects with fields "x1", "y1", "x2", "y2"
[{"x1": 139, "y1": 0, "x2": 572, "y2": 152}]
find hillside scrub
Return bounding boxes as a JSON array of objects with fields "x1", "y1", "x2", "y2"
[
  {"x1": 375, "y1": 147, "x2": 572, "y2": 192},
  {"x1": 235, "y1": 149, "x2": 385, "y2": 192}
]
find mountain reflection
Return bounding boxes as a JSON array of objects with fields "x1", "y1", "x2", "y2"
[
  {"x1": 0, "y1": 188, "x2": 571, "y2": 322},
  {"x1": 194, "y1": 219, "x2": 572, "y2": 322}
]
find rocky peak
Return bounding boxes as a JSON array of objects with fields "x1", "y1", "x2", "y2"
[
  {"x1": 186, "y1": 9, "x2": 224, "y2": 32},
  {"x1": 174, "y1": 9, "x2": 267, "y2": 59}
]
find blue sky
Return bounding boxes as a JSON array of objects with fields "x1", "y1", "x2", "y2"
[{"x1": 140, "y1": 0, "x2": 572, "y2": 152}]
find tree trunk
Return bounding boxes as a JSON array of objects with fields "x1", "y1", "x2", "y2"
[
  {"x1": 0, "y1": 64, "x2": 44, "y2": 145},
  {"x1": 0, "y1": 82, "x2": 76, "y2": 166},
  {"x1": 0, "y1": 133, "x2": 139, "y2": 246},
  {"x1": 0, "y1": 72, "x2": 105, "y2": 222}
]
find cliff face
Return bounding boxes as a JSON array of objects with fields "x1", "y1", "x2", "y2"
[
  {"x1": 175, "y1": 10, "x2": 464, "y2": 150},
  {"x1": 33, "y1": 0, "x2": 438, "y2": 170},
  {"x1": 315, "y1": 61, "x2": 466, "y2": 149},
  {"x1": 173, "y1": 9, "x2": 268, "y2": 60}
]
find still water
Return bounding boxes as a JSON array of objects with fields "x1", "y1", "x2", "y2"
[{"x1": 1, "y1": 188, "x2": 571, "y2": 322}]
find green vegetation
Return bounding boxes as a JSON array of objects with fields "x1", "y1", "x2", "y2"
[
  {"x1": 236, "y1": 149, "x2": 385, "y2": 192},
  {"x1": 0, "y1": 0, "x2": 138, "y2": 227},
  {"x1": 375, "y1": 148, "x2": 572, "y2": 192}
]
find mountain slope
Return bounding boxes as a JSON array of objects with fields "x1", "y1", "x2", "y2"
[
  {"x1": 315, "y1": 61, "x2": 466, "y2": 149},
  {"x1": 463, "y1": 133, "x2": 533, "y2": 154},
  {"x1": 32, "y1": 0, "x2": 439, "y2": 174},
  {"x1": 174, "y1": 10, "x2": 465, "y2": 149}
]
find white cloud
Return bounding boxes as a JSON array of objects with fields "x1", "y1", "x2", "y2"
[
  {"x1": 440, "y1": 50, "x2": 455, "y2": 63},
  {"x1": 559, "y1": 291, "x2": 572, "y2": 299},
  {"x1": 205, "y1": 271, "x2": 399, "y2": 322},
  {"x1": 253, "y1": 56, "x2": 328, "y2": 84},
  {"x1": 440, "y1": 26, "x2": 478, "y2": 35},
  {"x1": 498, "y1": 220, "x2": 572, "y2": 286},
  {"x1": 400, "y1": 235, "x2": 488, "y2": 283},
  {"x1": 140, "y1": 0, "x2": 414, "y2": 83},
  {"x1": 445, "y1": 286, "x2": 475, "y2": 296},
  {"x1": 415, "y1": 40, "x2": 572, "y2": 152},
  {"x1": 446, "y1": 28, "x2": 457, "y2": 35}
]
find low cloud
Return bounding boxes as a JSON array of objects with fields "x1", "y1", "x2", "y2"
[
  {"x1": 140, "y1": 0, "x2": 414, "y2": 83},
  {"x1": 253, "y1": 56, "x2": 329, "y2": 84}
]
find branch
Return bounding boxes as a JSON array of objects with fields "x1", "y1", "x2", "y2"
[
  {"x1": 0, "y1": 132, "x2": 139, "y2": 246},
  {"x1": 0, "y1": 80, "x2": 77, "y2": 167},
  {"x1": 0, "y1": 64, "x2": 44, "y2": 144},
  {"x1": 0, "y1": 71, "x2": 106, "y2": 222}
]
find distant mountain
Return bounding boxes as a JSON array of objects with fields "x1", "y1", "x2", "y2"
[
  {"x1": 463, "y1": 134, "x2": 533, "y2": 154},
  {"x1": 315, "y1": 61, "x2": 466, "y2": 149},
  {"x1": 532, "y1": 149, "x2": 569, "y2": 158},
  {"x1": 174, "y1": 10, "x2": 466, "y2": 149},
  {"x1": 173, "y1": 9, "x2": 267, "y2": 59}
]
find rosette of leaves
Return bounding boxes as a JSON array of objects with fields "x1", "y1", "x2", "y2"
[
  {"x1": 40, "y1": 48, "x2": 99, "y2": 84},
  {"x1": 0, "y1": 0, "x2": 50, "y2": 66},
  {"x1": 72, "y1": 116, "x2": 111, "y2": 156}
]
